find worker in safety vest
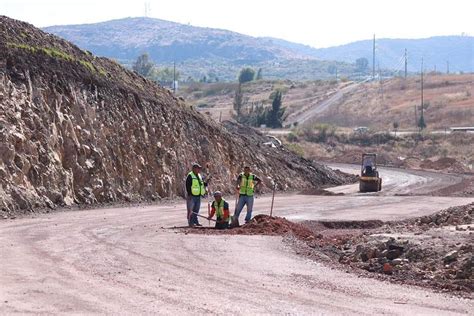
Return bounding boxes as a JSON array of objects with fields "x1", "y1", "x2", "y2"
[
  {"x1": 185, "y1": 163, "x2": 207, "y2": 227},
  {"x1": 233, "y1": 166, "x2": 262, "y2": 224},
  {"x1": 207, "y1": 191, "x2": 230, "y2": 229}
]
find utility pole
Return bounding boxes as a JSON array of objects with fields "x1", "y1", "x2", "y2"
[
  {"x1": 447, "y1": 61, "x2": 450, "y2": 74},
  {"x1": 420, "y1": 57, "x2": 425, "y2": 131},
  {"x1": 404, "y1": 48, "x2": 407, "y2": 79},
  {"x1": 372, "y1": 34, "x2": 376, "y2": 80},
  {"x1": 378, "y1": 62, "x2": 381, "y2": 83}
]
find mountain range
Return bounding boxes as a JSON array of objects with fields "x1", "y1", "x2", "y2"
[{"x1": 44, "y1": 17, "x2": 473, "y2": 81}]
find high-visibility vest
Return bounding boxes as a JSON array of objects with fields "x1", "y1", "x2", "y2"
[
  {"x1": 239, "y1": 173, "x2": 255, "y2": 196},
  {"x1": 212, "y1": 199, "x2": 228, "y2": 220},
  {"x1": 188, "y1": 171, "x2": 205, "y2": 196}
]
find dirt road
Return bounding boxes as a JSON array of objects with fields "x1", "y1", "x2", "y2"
[
  {"x1": 1, "y1": 167, "x2": 473, "y2": 314},
  {"x1": 285, "y1": 82, "x2": 360, "y2": 126}
]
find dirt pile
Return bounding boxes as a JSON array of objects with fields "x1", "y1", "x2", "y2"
[
  {"x1": 180, "y1": 203, "x2": 473, "y2": 295},
  {"x1": 0, "y1": 16, "x2": 352, "y2": 217},
  {"x1": 405, "y1": 203, "x2": 473, "y2": 227},
  {"x1": 181, "y1": 215, "x2": 315, "y2": 240},
  {"x1": 328, "y1": 203, "x2": 474, "y2": 295},
  {"x1": 420, "y1": 157, "x2": 468, "y2": 174}
]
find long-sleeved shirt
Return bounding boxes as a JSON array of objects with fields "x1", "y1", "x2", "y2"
[
  {"x1": 209, "y1": 200, "x2": 230, "y2": 220},
  {"x1": 185, "y1": 172, "x2": 207, "y2": 196}
]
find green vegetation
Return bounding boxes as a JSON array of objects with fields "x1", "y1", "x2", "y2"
[
  {"x1": 267, "y1": 90, "x2": 285, "y2": 128},
  {"x1": 286, "y1": 143, "x2": 305, "y2": 157},
  {"x1": 132, "y1": 53, "x2": 180, "y2": 83},
  {"x1": 7, "y1": 42, "x2": 106, "y2": 76},
  {"x1": 233, "y1": 84, "x2": 285, "y2": 128},
  {"x1": 238, "y1": 67, "x2": 255, "y2": 83},
  {"x1": 133, "y1": 53, "x2": 154, "y2": 77},
  {"x1": 233, "y1": 83, "x2": 244, "y2": 118},
  {"x1": 418, "y1": 116, "x2": 427, "y2": 130},
  {"x1": 355, "y1": 57, "x2": 369, "y2": 73}
]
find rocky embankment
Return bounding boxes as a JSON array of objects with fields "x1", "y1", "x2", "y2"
[{"x1": 0, "y1": 16, "x2": 351, "y2": 217}]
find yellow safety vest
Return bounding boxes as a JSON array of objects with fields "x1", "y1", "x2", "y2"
[
  {"x1": 189, "y1": 171, "x2": 205, "y2": 196},
  {"x1": 239, "y1": 173, "x2": 255, "y2": 196},
  {"x1": 212, "y1": 199, "x2": 226, "y2": 218}
]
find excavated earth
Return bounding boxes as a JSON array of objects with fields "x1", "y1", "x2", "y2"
[
  {"x1": 182, "y1": 204, "x2": 474, "y2": 298},
  {"x1": 0, "y1": 16, "x2": 352, "y2": 217}
]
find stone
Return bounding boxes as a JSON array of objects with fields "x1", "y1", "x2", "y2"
[
  {"x1": 443, "y1": 251, "x2": 459, "y2": 264},
  {"x1": 392, "y1": 258, "x2": 403, "y2": 266},
  {"x1": 383, "y1": 263, "x2": 393, "y2": 275},
  {"x1": 386, "y1": 249, "x2": 402, "y2": 260}
]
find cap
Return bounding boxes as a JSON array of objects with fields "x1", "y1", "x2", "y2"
[
  {"x1": 213, "y1": 191, "x2": 222, "y2": 197},
  {"x1": 192, "y1": 162, "x2": 202, "y2": 168}
]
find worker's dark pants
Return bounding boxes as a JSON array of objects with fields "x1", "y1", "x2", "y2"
[
  {"x1": 215, "y1": 220, "x2": 229, "y2": 230},
  {"x1": 187, "y1": 195, "x2": 201, "y2": 225}
]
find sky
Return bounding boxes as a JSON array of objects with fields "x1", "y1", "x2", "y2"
[{"x1": 1, "y1": 0, "x2": 473, "y2": 48}]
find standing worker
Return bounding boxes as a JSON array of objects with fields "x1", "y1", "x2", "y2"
[
  {"x1": 233, "y1": 166, "x2": 262, "y2": 225},
  {"x1": 186, "y1": 163, "x2": 207, "y2": 227},
  {"x1": 207, "y1": 191, "x2": 230, "y2": 229}
]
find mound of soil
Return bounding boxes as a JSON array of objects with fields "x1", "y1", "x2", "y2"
[
  {"x1": 331, "y1": 203, "x2": 474, "y2": 296},
  {"x1": 180, "y1": 214, "x2": 315, "y2": 240},
  {"x1": 420, "y1": 157, "x2": 468, "y2": 174}
]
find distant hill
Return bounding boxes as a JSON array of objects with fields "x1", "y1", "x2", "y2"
[
  {"x1": 43, "y1": 17, "x2": 352, "y2": 81},
  {"x1": 44, "y1": 17, "x2": 302, "y2": 63},
  {"x1": 307, "y1": 36, "x2": 474, "y2": 73},
  {"x1": 44, "y1": 18, "x2": 473, "y2": 81}
]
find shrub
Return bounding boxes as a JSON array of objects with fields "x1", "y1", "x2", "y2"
[{"x1": 238, "y1": 68, "x2": 255, "y2": 83}]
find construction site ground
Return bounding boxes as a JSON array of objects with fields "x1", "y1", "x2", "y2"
[{"x1": 1, "y1": 165, "x2": 473, "y2": 314}]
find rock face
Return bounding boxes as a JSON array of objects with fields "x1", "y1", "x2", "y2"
[{"x1": 0, "y1": 16, "x2": 351, "y2": 216}]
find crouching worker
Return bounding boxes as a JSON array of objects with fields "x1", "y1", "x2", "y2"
[{"x1": 208, "y1": 191, "x2": 230, "y2": 229}]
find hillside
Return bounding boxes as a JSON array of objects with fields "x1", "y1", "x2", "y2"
[
  {"x1": 0, "y1": 16, "x2": 351, "y2": 215},
  {"x1": 44, "y1": 17, "x2": 301, "y2": 63},
  {"x1": 316, "y1": 74, "x2": 474, "y2": 130},
  {"x1": 43, "y1": 17, "x2": 353, "y2": 81},
  {"x1": 44, "y1": 18, "x2": 473, "y2": 81},
  {"x1": 308, "y1": 36, "x2": 474, "y2": 73},
  {"x1": 178, "y1": 74, "x2": 473, "y2": 130}
]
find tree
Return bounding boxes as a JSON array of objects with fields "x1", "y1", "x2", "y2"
[
  {"x1": 256, "y1": 68, "x2": 263, "y2": 80},
  {"x1": 418, "y1": 116, "x2": 426, "y2": 130},
  {"x1": 233, "y1": 83, "x2": 244, "y2": 118},
  {"x1": 133, "y1": 53, "x2": 155, "y2": 78},
  {"x1": 355, "y1": 57, "x2": 369, "y2": 73},
  {"x1": 238, "y1": 67, "x2": 255, "y2": 83},
  {"x1": 327, "y1": 65, "x2": 337, "y2": 75},
  {"x1": 267, "y1": 90, "x2": 285, "y2": 128},
  {"x1": 393, "y1": 121, "x2": 399, "y2": 136},
  {"x1": 152, "y1": 67, "x2": 180, "y2": 83}
]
